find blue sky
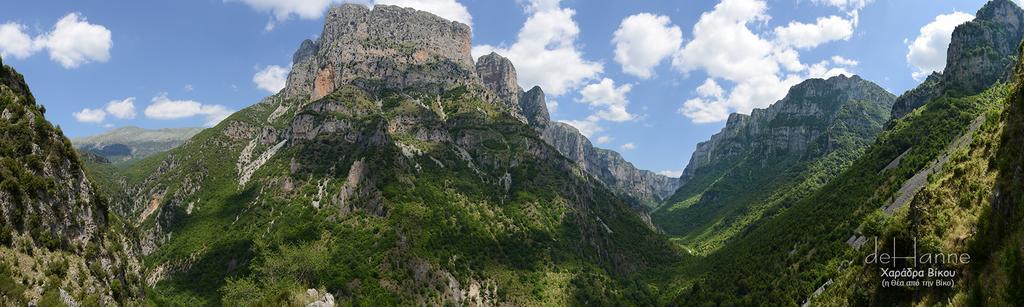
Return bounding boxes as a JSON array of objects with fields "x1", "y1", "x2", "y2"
[{"x1": 0, "y1": 0, "x2": 999, "y2": 176}]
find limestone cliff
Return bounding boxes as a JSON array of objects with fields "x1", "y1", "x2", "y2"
[{"x1": 891, "y1": 0, "x2": 1024, "y2": 119}]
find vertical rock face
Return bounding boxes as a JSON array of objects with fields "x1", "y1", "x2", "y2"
[
  {"x1": 519, "y1": 86, "x2": 550, "y2": 128},
  {"x1": 284, "y1": 4, "x2": 477, "y2": 100},
  {"x1": 475, "y1": 52, "x2": 523, "y2": 116},
  {"x1": 655, "y1": 75, "x2": 895, "y2": 250},
  {"x1": 891, "y1": 0, "x2": 1024, "y2": 119},
  {"x1": 470, "y1": 51, "x2": 675, "y2": 208},
  {"x1": 542, "y1": 122, "x2": 681, "y2": 208},
  {"x1": 0, "y1": 57, "x2": 142, "y2": 304},
  {"x1": 681, "y1": 75, "x2": 896, "y2": 182}
]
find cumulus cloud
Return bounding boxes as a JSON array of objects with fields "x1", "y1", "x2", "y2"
[
  {"x1": 595, "y1": 136, "x2": 612, "y2": 144},
  {"x1": 813, "y1": 0, "x2": 871, "y2": 11},
  {"x1": 831, "y1": 55, "x2": 858, "y2": 66},
  {"x1": 673, "y1": 0, "x2": 863, "y2": 123},
  {"x1": 253, "y1": 65, "x2": 289, "y2": 93},
  {"x1": 774, "y1": 15, "x2": 854, "y2": 49},
  {"x1": 144, "y1": 93, "x2": 233, "y2": 126},
  {"x1": 0, "y1": 23, "x2": 39, "y2": 59},
  {"x1": 73, "y1": 108, "x2": 106, "y2": 124},
  {"x1": 546, "y1": 99, "x2": 559, "y2": 113},
  {"x1": 613, "y1": 13, "x2": 683, "y2": 78},
  {"x1": 35, "y1": 13, "x2": 113, "y2": 68},
  {"x1": 579, "y1": 78, "x2": 635, "y2": 122},
  {"x1": 237, "y1": 0, "x2": 471, "y2": 30},
  {"x1": 105, "y1": 97, "x2": 136, "y2": 119},
  {"x1": 561, "y1": 116, "x2": 602, "y2": 138},
  {"x1": 0, "y1": 13, "x2": 112, "y2": 69},
  {"x1": 619, "y1": 143, "x2": 636, "y2": 151},
  {"x1": 907, "y1": 12, "x2": 974, "y2": 80},
  {"x1": 471, "y1": 0, "x2": 602, "y2": 96}
]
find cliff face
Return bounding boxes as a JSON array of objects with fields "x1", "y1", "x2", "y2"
[
  {"x1": 892, "y1": 0, "x2": 1024, "y2": 119},
  {"x1": 284, "y1": 4, "x2": 477, "y2": 101},
  {"x1": 125, "y1": 5, "x2": 677, "y2": 304},
  {"x1": 472, "y1": 52, "x2": 677, "y2": 208},
  {"x1": 682, "y1": 75, "x2": 896, "y2": 183},
  {"x1": 0, "y1": 57, "x2": 142, "y2": 305},
  {"x1": 541, "y1": 122, "x2": 680, "y2": 208},
  {"x1": 655, "y1": 75, "x2": 895, "y2": 254}
]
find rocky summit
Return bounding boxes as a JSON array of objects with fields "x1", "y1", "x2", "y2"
[
  {"x1": 891, "y1": 0, "x2": 1024, "y2": 119},
  {"x1": 654, "y1": 75, "x2": 896, "y2": 254},
  {"x1": 113, "y1": 4, "x2": 677, "y2": 305}
]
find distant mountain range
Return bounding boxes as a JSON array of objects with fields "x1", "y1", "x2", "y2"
[
  {"x1": 72, "y1": 126, "x2": 203, "y2": 163},
  {"x1": 3, "y1": 0, "x2": 1024, "y2": 305}
]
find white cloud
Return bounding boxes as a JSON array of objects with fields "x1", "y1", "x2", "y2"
[
  {"x1": 595, "y1": 135, "x2": 612, "y2": 144},
  {"x1": 105, "y1": 97, "x2": 136, "y2": 119},
  {"x1": 906, "y1": 11, "x2": 974, "y2": 80},
  {"x1": 144, "y1": 93, "x2": 233, "y2": 126},
  {"x1": 546, "y1": 99, "x2": 559, "y2": 113},
  {"x1": 560, "y1": 116, "x2": 602, "y2": 138},
  {"x1": 237, "y1": 0, "x2": 471, "y2": 30},
  {"x1": 253, "y1": 65, "x2": 289, "y2": 93},
  {"x1": 696, "y1": 78, "x2": 725, "y2": 98},
  {"x1": 35, "y1": 13, "x2": 113, "y2": 69},
  {"x1": 0, "y1": 13, "x2": 112, "y2": 69},
  {"x1": 813, "y1": 0, "x2": 871, "y2": 11},
  {"x1": 579, "y1": 78, "x2": 634, "y2": 122},
  {"x1": 73, "y1": 108, "x2": 106, "y2": 124},
  {"x1": 236, "y1": 0, "x2": 339, "y2": 22},
  {"x1": 471, "y1": 0, "x2": 602, "y2": 96},
  {"x1": 620, "y1": 143, "x2": 636, "y2": 150},
  {"x1": 831, "y1": 55, "x2": 858, "y2": 66},
  {"x1": 657, "y1": 170, "x2": 683, "y2": 177},
  {"x1": 0, "y1": 23, "x2": 40, "y2": 59},
  {"x1": 376, "y1": 0, "x2": 472, "y2": 27},
  {"x1": 774, "y1": 15, "x2": 854, "y2": 49},
  {"x1": 613, "y1": 13, "x2": 683, "y2": 78},
  {"x1": 673, "y1": 0, "x2": 862, "y2": 123}
]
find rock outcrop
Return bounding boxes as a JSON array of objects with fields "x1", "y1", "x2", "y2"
[
  {"x1": 0, "y1": 57, "x2": 143, "y2": 305},
  {"x1": 284, "y1": 4, "x2": 477, "y2": 101},
  {"x1": 542, "y1": 122, "x2": 680, "y2": 208},
  {"x1": 681, "y1": 75, "x2": 896, "y2": 182},
  {"x1": 891, "y1": 0, "x2": 1024, "y2": 119},
  {"x1": 655, "y1": 75, "x2": 895, "y2": 252},
  {"x1": 470, "y1": 51, "x2": 676, "y2": 208}
]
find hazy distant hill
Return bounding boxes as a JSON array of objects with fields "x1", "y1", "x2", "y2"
[{"x1": 72, "y1": 126, "x2": 203, "y2": 162}]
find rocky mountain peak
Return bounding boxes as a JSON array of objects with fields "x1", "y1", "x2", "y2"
[
  {"x1": 475, "y1": 52, "x2": 522, "y2": 110},
  {"x1": 892, "y1": 0, "x2": 1024, "y2": 119},
  {"x1": 680, "y1": 75, "x2": 895, "y2": 182},
  {"x1": 520, "y1": 86, "x2": 550, "y2": 128},
  {"x1": 283, "y1": 4, "x2": 477, "y2": 101}
]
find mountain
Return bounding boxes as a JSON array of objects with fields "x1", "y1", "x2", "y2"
[
  {"x1": 672, "y1": 1, "x2": 1024, "y2": 304},
  {"x1": 653, "y1": 75, "x2": 895, "y2": 254},
  {"x1": 891, "y1": 0, "x2": 1024, "y2": 120},
  {"x1": 473, "y1": 52, "x2": 680, "y2": 209},
  {"x1": 120, "y1": 4, "x2": 678, "y2": 305},
  {"x1": 0, "y1": 57, "x2": 143, "y2": 305},
  {"x1": 72, "y1": 126, "x2": 203, "y2": 163}
]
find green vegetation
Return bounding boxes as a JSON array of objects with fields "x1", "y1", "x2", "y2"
[{"x1": 127, "y1": 83, "x2": 680, "y2": 305}]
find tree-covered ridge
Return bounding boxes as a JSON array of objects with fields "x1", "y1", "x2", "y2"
[
  {"x1": 653, "y1": 75, "x2": 895, "y2": 255},
  {"x1": 0, "y1": 56, "x2": 143, "y2": 305},
  {"x1": 125, "y1": 78, "x2": 681, "y2": 305},
  {"x1": 673, "y1": 67, "x2": 1012, "y2": 306}
]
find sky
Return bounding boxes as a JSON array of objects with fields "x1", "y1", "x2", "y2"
[{"x1": 0, "y1": 0, "x2": 1002, "y2": 176}]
